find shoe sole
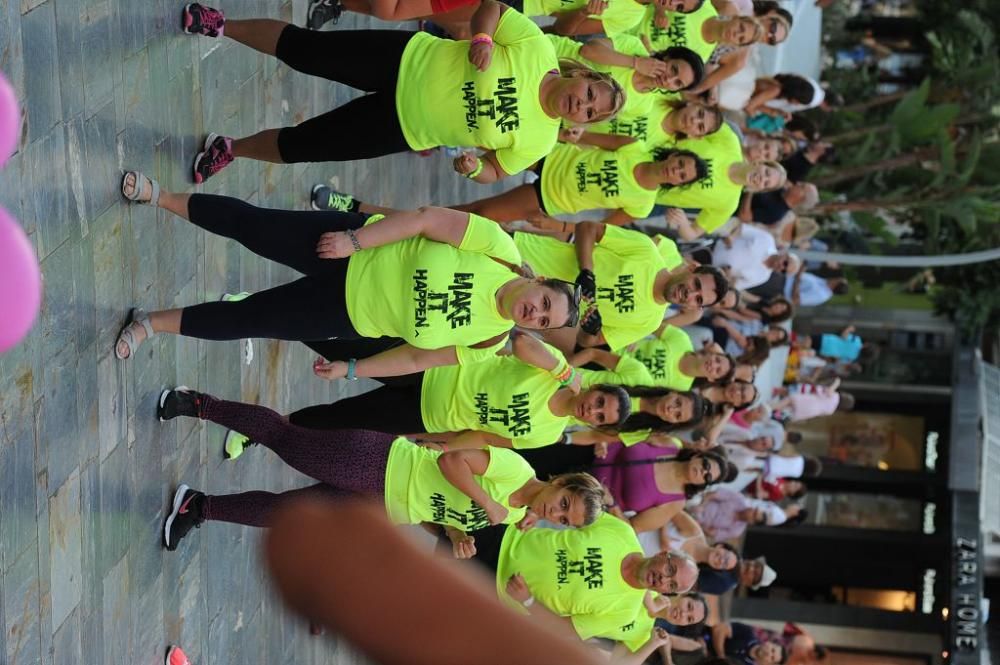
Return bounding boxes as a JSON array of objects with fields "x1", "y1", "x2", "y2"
[
  {"x1": 310, "y1": 183, "x2": 326, "y2": 211},
  {"x1": 163, "y1": 484, "x2": 191, "y2": 550},
  {"x1": 181, "y1": 4, "x2": 195, "y2": 33},
  {"x1": 223, "y1": 430, "x2": 242, "y2": 461},
  {"x1": 193, "y1": 150, "x2": 208, "y2": 184},
  {"x1": 158, "y1": 385, "x2": 191, "y2": 422},
  {"x1": 165, "y1": 645, "x2": 188, "y2": 665},
  {"x1": 114, "y1": 307, "x2": 138, "y2": 360}
]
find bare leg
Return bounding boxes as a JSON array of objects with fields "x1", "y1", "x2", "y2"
[
  {"x1": 232, "y1": 128, "x2": 285, "y2": 163},
  {"x1": 224, "y1": 19, "x2": 286, "y2": 57},
  {"x1": 358, "y1": 202, "x2": 400, "y2": 215},
  {"x1": 450, "y1": 184, "x2": 543, "y2": 223}
]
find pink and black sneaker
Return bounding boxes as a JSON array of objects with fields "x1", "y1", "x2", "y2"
[
  {"x1": 163, "y1": 484, "x2": 205, "y2": 551},
  {"x1": 182, "y1": 3, "x2": 225, "y2": 37},
  {"x1": 193, "y1": 133, "x2": 234, "y2": 184}
]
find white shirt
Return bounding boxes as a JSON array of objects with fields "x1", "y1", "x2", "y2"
[{"x1": 713, "y1": 224, "x2": 778, "y2": 290}]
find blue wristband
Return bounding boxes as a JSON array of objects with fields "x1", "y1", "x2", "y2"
[{"x1": 347, "y1": 358, "x2": 358, "y2": 381}]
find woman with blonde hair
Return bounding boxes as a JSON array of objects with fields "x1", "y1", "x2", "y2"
[{"x1": 179, "y1": 1, "x2": 625, "y2": 184}]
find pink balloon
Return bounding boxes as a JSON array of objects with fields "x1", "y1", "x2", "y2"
[
  {"x1": 0, "y1": 207, "x2": 41, "y2": 352},
  {"x1": 0, "y1": 71, "x2": 18, "y2": 167}
]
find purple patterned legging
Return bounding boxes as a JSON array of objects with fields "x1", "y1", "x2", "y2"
[{"x1": 198, "y1": 395, "x2": 394, "y2": 527}]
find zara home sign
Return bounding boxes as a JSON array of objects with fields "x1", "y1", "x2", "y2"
[{"x1": 952, "y1": 537, "x2": 980, "y2": 651}]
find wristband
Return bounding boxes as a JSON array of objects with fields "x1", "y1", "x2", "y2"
[
  {"x1": 346, "y1": 358, "x2": 358, "y2": 381},
  {"x1": 559, "y1": 367, "x2": 577, "y2": 387},
  {"x1": 563, "y1": 432, "x2": 574, "y2": 445},
  {"x1": 345, "y1": 228, "x2": 362, "y2": 252},
  {"x1": 523, "y1": 596, "x2": 535, "y2": 608},
  {"x1": 471, "y1": 32, "x2": 494, "y2": 47},
  {"x1": 551, "y1": 358, "x2": 570, "y2": 380},
  {"x1": 466, "y1": 157, "x2": 484, "y2": 179}
]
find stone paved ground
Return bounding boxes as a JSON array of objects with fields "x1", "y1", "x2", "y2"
[{"x1": 0, "y1": 2, "x2": 499, "y2": 663}]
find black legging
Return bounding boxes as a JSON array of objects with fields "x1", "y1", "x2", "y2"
[
  {"x1": 273, "y1": 26, "x2": 415, "y2": 162},
  {"x1": 288, "y1": 373, "x2": 426, "y2": 432},
  {"x1": 178, "y1": 194, "x2": 365, "y2": 341}
]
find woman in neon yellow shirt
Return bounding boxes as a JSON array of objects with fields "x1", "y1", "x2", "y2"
[
  {"x1": 577, "y1": 98, "x2": 723, "y2": 151},
  {"x1": 156, "y1": 387, "x2": 610, "y2": 552},
  {"x1": 623, "y1": 322, "x2": 736, "y2": 389},
  {"x1": 181, "y1": 2, "x2": 625, "y2": 183},
  {"x1": 453, "y1": 144, "x2": 706, "y2": 228},
  {"x1": 256, "y1": 333, "x2": 634, "y2": 454},
  {"x1": 115, "y1": 182, "x2": 580, "y2": 379},
  {"x1": 659, "y1": 126, "x2": 787, "y2": 238}
]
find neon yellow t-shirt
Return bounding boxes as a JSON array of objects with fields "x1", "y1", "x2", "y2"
[
  {"x1": 626, "y1": 324, "x2": 694, "y2": 389},
  {"x1": 580, "y1": 354, "x2": 654, "y2": 389},
  {"x1": 540, "y1": 143, "x2": 658, "y2": 219},
  {"x1": 576, "y1": 34, "x2": 656, "y2": 138},
  {"x1": 529, "y1": 0, "x2": 646, "y2": 35},
  {"x1": 652, "y1": 234, "x2": 683, "y2": 269},
  {"x1": 395, "y1": 10, "x2": 560, "y2": 174},
  {"x1": 496, "y1": 512, "x2": 655, "y2": 650},
  {"x1": 514, "y1": 227, "x2": 667, "y2": 349},
  {"x1": 420, "y1": 353, "x2": 570, "y2": 448},
  {"x1": 345, "y1": 214, "x2": 520, "y2": 365},
  {"x1": 655, "y1": 123, "x2": 744, "y2": 232},
  {"x1": 631, "y1": 0, "x2": 718, "y2": 57},
  {"x1": 383, "y1": 439, "x2": 535, "y2": 530}
]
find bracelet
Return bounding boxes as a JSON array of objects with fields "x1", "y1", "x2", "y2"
[
  {"x1": 346, "y1": 358, "x2": 358, "y2": 381},
  {"x1": 466, "y1": 157, "x2": 484, "y2": 179},
  {"x1": 551, "y1": 358, "x2": 570, "y2": 381},
  {"x1": 471, "y1": 32, "x2": 494, "y2": 47},
  {"x1": 564, "y1": 432, "x2": 574, "y2": 445},
  {"x1": 523, "y1": 596, "x2": 535, "y2": 608},
  {"x1": 345, "y1": 228, "x2": 362, "y2": 252},
  {"x1": 559, "y1": 368, "x2": 577, "y2": 387}
]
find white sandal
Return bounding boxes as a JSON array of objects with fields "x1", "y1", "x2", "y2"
[
  {"x1": 115, "y1": 308, "x2": 155, "y2": 360},
  {"x1": 121, "y1": 171, "x2": 160, "y2": 206}
]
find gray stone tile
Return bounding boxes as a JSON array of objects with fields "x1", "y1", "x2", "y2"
[
  {"x1": 2, "y1": 548, "x2": 41, "y2": 665},
  {"x1": 51, "y1": 605, "x2": 81, "y2": 665},
  {"x1": 20, "y1": 1, "x2": 61, "y2": 144},
  {"x1": 48, "y1": 471, "x2": 83, "y2": 632},
  {"x1": 19, "y1": 122, "x2": 70, "y2": 259},
  {"x1": 0, "y1": 422, "x2": 36, "y2": 565},
  {"x1": 80, "y1": 0, "x2": 115, "y2": 120}
]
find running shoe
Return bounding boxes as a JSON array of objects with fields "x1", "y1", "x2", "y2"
[
  {"x1": 166, "y1": 645, "x2": 192, "y2": 665},
  {"x1": 182, "y1": 3, "x2": 225, "y2": 37},
  {"x1": 307, "y1": 0, "x2": 343, "y2": 30},
  {"x1": 310, "y1": 184, "x2": 358, "y2": 212},
  {"x1": 163, "y1": 485, "x2": 205, "y2": 551},
  {"x1": 224, "y1": 430, "x2": 258, "y2": 461},
  {"x1": 221, "y1": 293, "x2": 255, "y2": 365},
  {"x1": 157, "y1": 386, "x2": 204, "y2": 422},
  {"x1": 193, "y1": 133, "x2": 234, "y2": 184}
]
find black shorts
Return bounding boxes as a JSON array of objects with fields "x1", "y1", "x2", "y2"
[{"x1": 532, "y1": 158, "x2": 549, "y2": 214}]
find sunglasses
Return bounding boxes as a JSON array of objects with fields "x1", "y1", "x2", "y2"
[{"x1": 765, "y1": 20, "x2": 781, "y2": 45}]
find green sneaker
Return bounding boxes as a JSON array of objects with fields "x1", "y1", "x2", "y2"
[
  {"x1": 224, "y1": 430, "x2": 257, "y2": 460},
  {"x1": 311, "y1": 184, "x2": 358, "y2": 212}
]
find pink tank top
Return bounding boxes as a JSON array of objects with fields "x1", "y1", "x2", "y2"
[{"x1": 594, "y1": 442, "x2": 687, "y2": 513}]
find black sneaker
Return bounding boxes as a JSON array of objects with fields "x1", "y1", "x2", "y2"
[
  {"x1": 158, "y1": 386, "x2": 204, "y2": 422},
  {"x1": 310, "y1": 184, "x2": 359, "y2": 212},
  {"x1": 307, "y1": 0, "x2": 343, "y2": 30},
  {"x1": 163, "y1": 484, "x2": 205, "y2": 551}
]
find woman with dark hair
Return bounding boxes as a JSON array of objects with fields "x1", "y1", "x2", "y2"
[
  {"x1": 594, "y1": 444, "x2": 739, "y2": 533},
  {"x1": 700, "y1": 380, "x2": 759, "y2": 409},
  {"x1": 445, "y1": 145, "x2": 708, "y2": 228},
  {"x1": 624, "y1": 323, "x2": 736, "y2": 390},
  {"x1": 741, "y1": 295, "x2": 795, "y2": 324},
  {"x1": 737, "y1": 335, "x2": 772, "y2": 366},
  {"x1": 154, "y1": 388, "x2": 612, "y2": 552},
  {"x1": 179, "y1": 2, "x2": 625, "y2": 184},
  {"x1": 745, "y1": 73, "x2": 826, "y2": 118},
  {"x1": 224, "y1": 333, "x2": 635, "y2": 457}
]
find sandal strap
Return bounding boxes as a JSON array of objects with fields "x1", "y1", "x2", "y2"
[
  {"x1": 134, "y1": 308, "x2": 155, "y2": 339},
  {"x1": 122, "y1": 171, "x2": 160, "y2": 206}
]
